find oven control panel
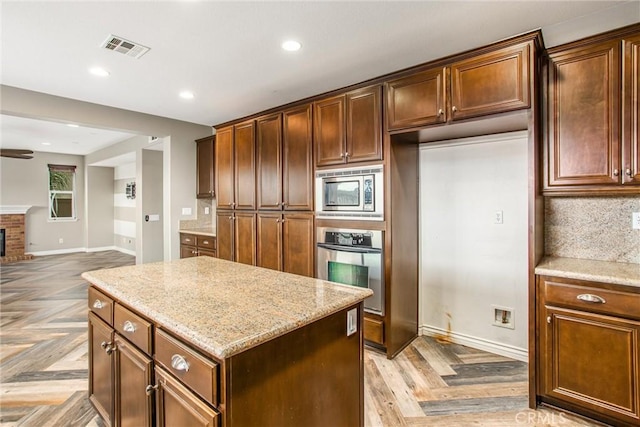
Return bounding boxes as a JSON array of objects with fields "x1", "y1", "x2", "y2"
[{"x1": 322, "y1": 231, "x2": 374, "y2": 248}]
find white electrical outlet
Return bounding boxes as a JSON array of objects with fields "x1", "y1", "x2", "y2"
[
  {"x1": 346, "y1": 308, "x2": 358, "y2": 336},
  {"x1": 58, "y1": 238, "x2": 63, "y2": 244},
  {"x1": 494, "y1": 210, "x2": 503, "y2": 224},
  {"x1": 204, "y1": 207, "x2": 210, "y2": 215},
  {"x1": 633, "y1": 212, "x2": 640, "y2": 230}
]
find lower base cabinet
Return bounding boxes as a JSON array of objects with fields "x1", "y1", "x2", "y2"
[
  {"x1": 88, "y1": 312, "x2": 114, "y2": 426},
  {"x1": 537, "y1": 276, "x2": 640, "y2": 426},
  {"x1": 114, "y1": 336, "x2": 153, "y2": 427}
]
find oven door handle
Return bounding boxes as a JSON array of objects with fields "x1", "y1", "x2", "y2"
[{"x1": 316, "y1": 243, "x2": 382, "y2": 254}]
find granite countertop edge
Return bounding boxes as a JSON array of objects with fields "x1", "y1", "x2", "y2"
[
  {"x1": 82, "y1": 259, "x2": 372, "y2": 360},
  {"x1": 179, "y1": 228, "x2": 216, "y2": 237},
  {"x1": 535, "y1": 256, "x2": 640, "y2": 289}
]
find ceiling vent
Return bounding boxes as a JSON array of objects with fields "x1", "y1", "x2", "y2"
[{"x1": 101, "y1": 34, "x2": 150, "y2": 59}]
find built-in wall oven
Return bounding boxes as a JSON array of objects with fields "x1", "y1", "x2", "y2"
[{"x1": 316, "y1": 227, "x2": 384, "y2": 315}]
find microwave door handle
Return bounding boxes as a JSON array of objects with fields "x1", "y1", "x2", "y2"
[{"x1": 316, "y1": 243, "x2": 382, "y2": 254}]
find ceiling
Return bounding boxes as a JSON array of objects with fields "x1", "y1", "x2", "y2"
[{"x1": 1, "y1": 1, "x2": 638, "y2": 157}]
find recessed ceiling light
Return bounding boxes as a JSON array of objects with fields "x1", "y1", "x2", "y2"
[
  {"x1": 67, "y1": 124, "x2": 79, "y2": 128},
  {"x1": 42, "y1": 142, "x2": 51, "y2": 146},
  {"x1": 179, "y1": 91, "x2": 195, "y2": 100},
  {"x1": 89, "y1": 67, "x2": 110, "y2": 77},
  {"x1": 281, "y1": 40, "x2": 301, "y2": 52}
]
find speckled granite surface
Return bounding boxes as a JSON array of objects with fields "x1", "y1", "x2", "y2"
[
  {"x1": 545, "y1": 196, "x2": 640, "y2": 264},
  {"x1": 535, "y1": 256, "x2": 640, "y2": 289},
  {"x1": 179, "y1": 228, "x2": 216, "y2": 237},
  {"x1": 82, "y1": 257, "x2": 372, "y2": 359}
]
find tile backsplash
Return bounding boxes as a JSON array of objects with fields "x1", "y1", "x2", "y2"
[
  {"x1": 179, "y1": 199, "x2": 216, "y2": 231},
  {"x1": 545, "y1": 196, "x2": 640, "y2": 264}
]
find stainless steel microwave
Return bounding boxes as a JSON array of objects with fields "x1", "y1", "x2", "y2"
[{"x1": 315, "y1": 165, "x2": 384, "y2": 221}]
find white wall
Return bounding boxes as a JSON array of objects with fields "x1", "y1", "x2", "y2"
[
  {"x1": 139, "y1": 149, "x2": 164, "y2": 263},
  {"x1": 419, "y1": 131, "x2": 528, "y2": 360},
  {"x1": 86, "y1": 165, "x2": 114, "y2": 250},
  {"x1": 0, "y1": 152, "x2": 86, "y2": 254},
  {"x1": 114, "y1": 162, "x2": 136, "y2": 254}
]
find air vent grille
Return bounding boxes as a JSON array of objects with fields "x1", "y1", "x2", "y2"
[{"x1": 101, "y1": 34, "x2": 150, "y2": 59}]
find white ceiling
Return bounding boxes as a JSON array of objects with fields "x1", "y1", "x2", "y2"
[{"x1": 1, "y1": 1, "x2": 638, "y2": 157}]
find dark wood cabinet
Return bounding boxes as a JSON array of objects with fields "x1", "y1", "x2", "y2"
[
  {"x1": 387, "y1": 36, "x2": 534, "y2": 130},
  {"x1": 196, "y1": 136, "x2": 215, "y2": 199},
  {"x1": 315, "y1": 85, "x2": 382, "y2": 167},
  {"x1": 114, "y1": 336, "x2": 153, "y2": 427},
  {"x1": 215, "y1": 126, "x2": 234, "y2": 208},
  {"x1": 283, "y1": 104, "x2": 314, "y2": 210},
  {"x1": 256, "y1": 113, "x2": 283, "y2": 210},
  {"x1": 180, "y1": 233, "x2": 216, "y2": 259},
  {"x1": 386, "y1": 68, "x2": 446, "y2": 129},
  {"x1": 257, "y1": 211, "x2": 314, "y2": 277},
  {"x1": 155, "y1": 367, "x2": 219, "y2": 427},
  {"x1": 88, "y1": 312, "x2": 114, "y2": 427},
  {"x1": 216, "y1": 211, "x2": 256, "y2": 265},
  {"x1": 537, "y1": 276, "x2": 640, "y2": 426},
  {"x1": 234, "y1": 120, "x2": 256, "y2": 209},
  {"x1": 544, "y1": 25, "x2": 640, "y2": 193}
]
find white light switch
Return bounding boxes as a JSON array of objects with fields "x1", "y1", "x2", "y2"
[
  {"x1": 633, "y1": 212, "x2": 640, "y2": 230},
  {"x1": 148, "y1": 214, "x2": 160, "y2": 221},
  {"x1": 494, "y1": 210, "x2": 503, "y2": 224},
  {"x1": 181, "y1": 207, "x2": 192, "y2": 215}
]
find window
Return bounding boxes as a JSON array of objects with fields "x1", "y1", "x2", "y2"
[{"x1": 48, "y1": 164, "x2": 76, "y2": 220}]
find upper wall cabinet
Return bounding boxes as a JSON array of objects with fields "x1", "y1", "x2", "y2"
[
  {"x1": 215, "y1": 121, "x2": 256, "y2": 209},
  {"x1": 544, "y1": 25, "x2": 640, "y2": 194},
  {"x1": 256, "y1": 105, "x2": 313, "y2": 211},
  {"x1": 314, "y1": 84, "x2": 382, "y2": 167},
  {"x1": 196, "y1": 135, "x2": 215, "y2": 199},
  {"x1": 386, "y1": 38, "x2": 534, "y2": 131}
]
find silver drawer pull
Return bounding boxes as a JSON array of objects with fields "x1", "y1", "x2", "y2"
[
  {"x1": 577, "y1": 294, "x2": 606, "y2": 304},
  {"x1": 123, "y1": 320, "x2": 137, "y2": 333},
  {"x1": 171, "y1": 354, "x2": 190, "y2": 372},
  {"x1": 145, "y1": 384, "x2": 158, "y2": 396},
  {"x1": 93, "y1": 299, "x2": 105, "y2": 309},
  {"x1": 203, "y1": 240, "x2": 209, "y2": 245}
]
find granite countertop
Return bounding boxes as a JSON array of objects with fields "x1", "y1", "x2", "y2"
[
  {"x1": 82, "y1": 257, "x2": 372, "y2": 359},
  {"x1": 535, "y1": 256, "x2": 640, "y2": 289},
  {"x1": 179, "y1": 228, "x2": 216, "y2": 237}
]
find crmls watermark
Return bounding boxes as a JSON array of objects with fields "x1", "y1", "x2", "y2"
[{"x1": 515, "y1": 411, "x2": 569, "y2": 424}]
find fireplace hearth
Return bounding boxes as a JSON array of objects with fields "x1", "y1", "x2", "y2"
[{"x1": 0, "y1": 206, "x2": 33, "y2": 264}]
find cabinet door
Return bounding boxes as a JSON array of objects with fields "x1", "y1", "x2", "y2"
[
  {"x1": 257, "y1": 212, "x2": 282, "y2": 271},
  {"x1": 546, "y1": 40, "x2": 621, "y2": 188},
  {"x1": 216, "y1": 211, "x2": 234, "y2": 261},
  {"x1": 114, "y1": 336, "x2": 153, "y2": 427},
  {"x1": 283, "y1": 212, "x2": 314, "y2": 277},
  {"x1": 315, "y1": 95, "x2": 346, "y2": 167},
  {"x1": 215, "y1": 126, "x2": 234, "y2": 209},
  {"x1": 196, "y1": 136, "x2": 215, "y2": 199},
  {"x1": 541, "y1": 306, "x2": 640, "y2": 424},
  {"x1": 180, "y1": 245, "x2": 197, "y2": 259},
  {"x1": 449, "y1": 42, "x2": 531, "y2": 121},
  {"x1": 623, "y1": 34, "x2": 640, "y2": 185},
  {"x1": 346, "y1": 85, "x2": 382, "y2": 163},
  {"x1": 283, "y1": 104, "x2": 314, "y2": 211},
  {"x1": 88, "y1": 312, "x2": 114, "y2": 427},
  {"x1": 234, "y1": 120, "x2": 256, "y2": 210},
  {"x1": 155, "y1": 367, "x2": 219, "y2": 427},
  {"x1": 256, "y1": 113, "x2": 283, "y2": 210},
  {"x1": 234, "y1": 212, "x2": 256, "y2": 266},
  {"x1": 386, "y1": 68, "x2": 446, "y2": 130}
]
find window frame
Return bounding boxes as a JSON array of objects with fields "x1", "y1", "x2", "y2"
[{"x1": 48, "y1": 164, "x2": 77, "y2": 221}]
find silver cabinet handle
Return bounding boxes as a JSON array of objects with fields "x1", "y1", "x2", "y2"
[
  {"x1": 93, "y1": 299, "x2": 105, "y2": 309},
  {"x1": 614, "y1": 169, "x2": 619, "y2": 177},
  {"x1": 546, "y1": 316, "x2": 551, "y2": 324},
  {"x1": 145, "y1": 384, "x2": 158, "y2": 396},
  {"x1": 577, "y1": 294, "x2": 606, "y2": 304},
  {"x1": 105, "y1": 345, "x2": 116, "y2": 355},
  {"x1": 123, "y1": 320, "x2": 137, "y2": 333},
  {"x1": 101, "y1": 341, "x2": 111, "y2": 349},
  {"x1": 626, "y1": 168, "x2": 633, "y2": 177},
  {"x1": 452, "y1": 106, "x2": 458, "y2": 113},
  {"x1": 438, "y1": 108, "x2": 443, "y2": 116},
  {"x1": 171, "y1": 354, "x2": 190, "y2": 372},
  {"x1": 345, "y1": 152, "x2": 350, "y2": 157}
]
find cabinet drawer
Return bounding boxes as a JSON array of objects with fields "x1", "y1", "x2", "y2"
[
  {"x1": 197, "y1": 235, "x2": 216, "y2": 250},
  {"x1": 541, "y1": 277, "x2": 640, "y2": 321},
  {"x1": 155, "y1": 329, "x2": 219, "y2": 407},
  {"x1": 114, "y1": 304, "x2": 153, "y2": 355},
  {"x1": 364, "y1": 317, "x2": 384, "y2": 345},
  {"x1": 88, "y1": 287, "x2": 114, "y2": 326},
  {"x1": 180, "y1": 233, "x2": 197, "y2": 246}
]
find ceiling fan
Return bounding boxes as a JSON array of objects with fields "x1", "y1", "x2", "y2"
[{"x1": 0, "y1": 149, "x2": 34, "y2": 159}]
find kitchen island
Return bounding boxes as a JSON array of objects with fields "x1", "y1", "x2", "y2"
[{"x1": 82, "y1": 256, "x2": 372, "y2": 427}]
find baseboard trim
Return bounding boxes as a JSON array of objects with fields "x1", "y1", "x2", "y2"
[
  {"x1": 420, "y1": 325, "x2": 528, "y2": 362},
  {"x1": 27, "y1": 247, "x2": 136, "y2": 257}
]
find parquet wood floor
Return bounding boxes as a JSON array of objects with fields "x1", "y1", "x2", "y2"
[{"x1": 0, "y1": 252, "x2": 603, "y2": 426}]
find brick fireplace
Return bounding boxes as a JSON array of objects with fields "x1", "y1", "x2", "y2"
[{"x1": 0, "y1": 206, "x2": 33, "y2": 264}]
